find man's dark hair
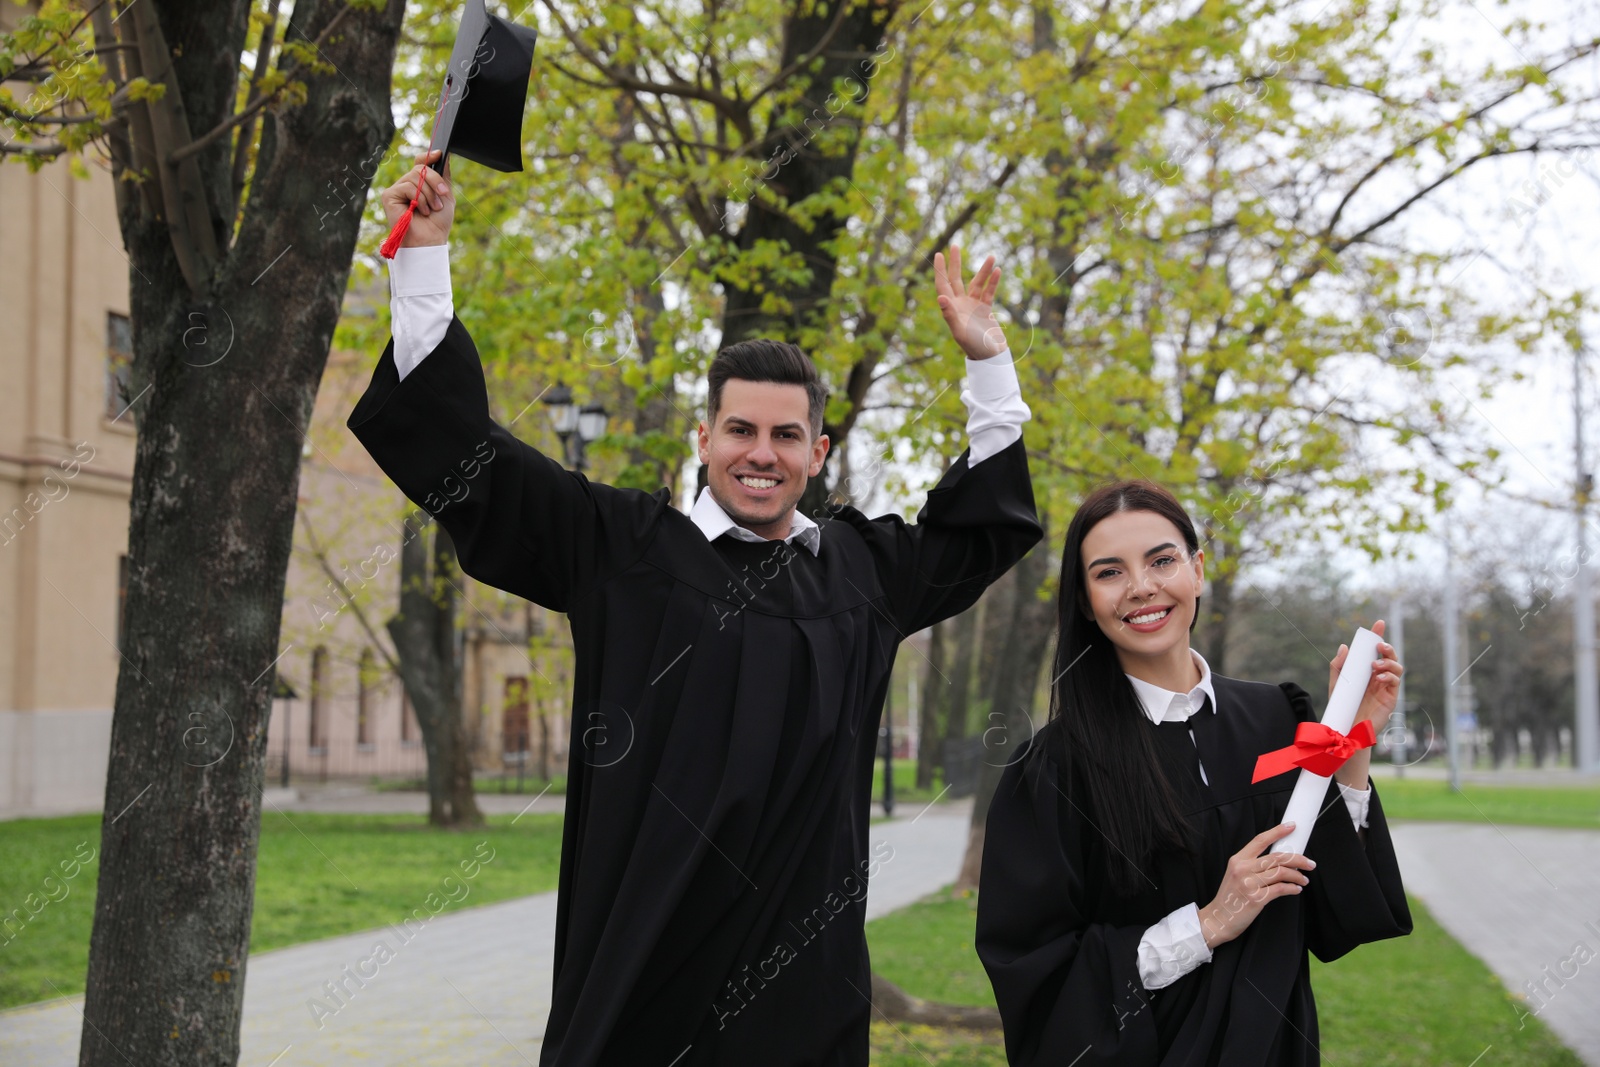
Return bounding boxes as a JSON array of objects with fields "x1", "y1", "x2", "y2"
[{"x1": 707, "y1": 339, "x2": 828, "y2": 440}]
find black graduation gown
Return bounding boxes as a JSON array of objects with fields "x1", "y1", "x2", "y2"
[
  {"x1": 975, "y1": 675, "x2": 1412, "y2": 1067},
  {"x1": 347, "y1": 318, "x2": 1042, "y2": 1066}
]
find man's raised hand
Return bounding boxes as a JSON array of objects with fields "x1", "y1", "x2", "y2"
[
  {"x1": 934, "y1": 244, "x2": 1007, "y2": 360},
  {"x1": 382, "y1": 149, "x2": 454, "y2": 249}
]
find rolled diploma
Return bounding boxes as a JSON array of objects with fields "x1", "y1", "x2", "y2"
[{"x1": 1276, "y1": 626, "x2": 1381, "y2": 855}]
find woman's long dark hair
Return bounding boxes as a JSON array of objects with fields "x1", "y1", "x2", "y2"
[{"x1": 1047, "y1": 480, "x2": 1202, "y2": 896}]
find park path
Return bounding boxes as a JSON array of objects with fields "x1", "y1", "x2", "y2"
[
  {"x1": 1389, "y1": 823, "x2": 1600, "y2": 1067},
  {"x1": 0, "y1": 799, "x2": 971, "y2": 1067},
  {"x1": 8, "y1": 807, "x2": 1597, "y2": 1066}
]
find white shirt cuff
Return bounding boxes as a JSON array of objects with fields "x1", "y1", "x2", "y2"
[
  {"x1": 388, "y1": 245, "x2": 454, "y2": 381},
  {"x1": 961, "y1": 348, "x2": 1030, "y2": 466},
  {"x1": 1136, "y1": 902, "x2": 1212, "y2": 990},
  {"x1": 389, "y1": 243, "x2": 452, "y2": 296},
  {"x1": 1338, "y1": 781, "x2": 1371, "y2": 830}
]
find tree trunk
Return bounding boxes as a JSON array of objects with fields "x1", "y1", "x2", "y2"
[
  {"x1": 872, "y1": 972, "x2": 1001, "y2": 1031},
  {"x1": 1197, "y1": 554, "x2": 1235, "y2": 674},
  {"x1": 610, "y1": 92, "x2": 680, "y2": 496},
  {"x1": 721, "y1": 0, "x2": 900, "y2": 519},
  {"x1": 720, "y1": 1, "x2": 897, "y2": 344},
  {"x1": 974, "y1": 563, "x2": 1018, "y2": 725},
  {"x1": 387, "y1": 518, "x2": 484, "y2": 828},
  {"x1": 915, "y1": 619, "x2": 947, "y2": 790},
  {"x1": 80, "y1": 3, "x2": 404, "y2": 1063},
  {"x1": 944, "y1": 603, "x2": 980, "y2": 742},
  {"x1": 954, "y1": 530, "x2": 1054, "y2": 892}
]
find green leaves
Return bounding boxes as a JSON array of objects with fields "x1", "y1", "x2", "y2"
[{"x1": 327, "y1": 0, "x2": 1600, "y2": 569}]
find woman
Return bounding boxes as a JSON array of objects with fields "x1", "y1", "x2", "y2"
[{"x1": 975, "y1": 481, "x2": 1411, "y2": 1065}]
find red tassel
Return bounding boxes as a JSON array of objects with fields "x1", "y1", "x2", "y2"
[{"x1": 379, "y1": 196, "x2": 419, "y2": 259}]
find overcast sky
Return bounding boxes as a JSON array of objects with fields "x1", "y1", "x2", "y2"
[{"x1": 1336, "y1": 0, "x2": 1600, "y2": 586}]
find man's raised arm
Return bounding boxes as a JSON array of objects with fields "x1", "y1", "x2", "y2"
[
  {"x1": 382, "y1": 150, "x2": 454, "y2": 378},
  {"x1": 347, "y1": 153, "x2": 666, "y2": 613},
  {"x1": 850, "y1": 245, "x2": 1042, "y2": 635}
]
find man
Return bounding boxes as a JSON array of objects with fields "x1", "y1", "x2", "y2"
[{"x1": 348, "y1": 152, "x2": 1041, "y2": 1065}]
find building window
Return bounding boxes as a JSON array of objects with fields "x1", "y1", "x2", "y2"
[
  {"x1": 105, "y1": 312, "x2": 135, "y2": 424},
  {"x1": 356, "y1": 648, "x2": 375, "y2": 749},
  {"x1": 502, "y1": 676, "x2": 530, "y2": 758},
  {"x1": 309, "y1": 646, "x2": 329, "y2": 754}
]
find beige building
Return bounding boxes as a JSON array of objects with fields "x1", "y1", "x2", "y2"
[
  {"x1": 275, "y1": 343, "x2": 571, "y2": 790},
  {"x1": 0, "y1": 155, "x2": 569, "y2": 819},
  {"x1": 0, "y1": 149, "x2": 138, "y2": 817}
]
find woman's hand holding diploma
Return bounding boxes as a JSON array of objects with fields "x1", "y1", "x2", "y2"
[
  {"x1": 1326, "y1": 619, "x2": 1404, "y2": 790},
  {"x1": 1199, "y1": 823, "x2": 1317, "y2": 950}
]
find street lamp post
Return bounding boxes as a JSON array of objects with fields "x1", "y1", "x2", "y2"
[{"x1": 543, "y1": 385, "x2": 610, "y2": 471}]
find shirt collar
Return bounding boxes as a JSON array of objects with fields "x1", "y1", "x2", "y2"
[
  {"x1": 1126, "y1": 649, "x2": 1216, "y2": 726},
  {"x1": 688, "y1": 486, "x2": 822, "y2": 556}
]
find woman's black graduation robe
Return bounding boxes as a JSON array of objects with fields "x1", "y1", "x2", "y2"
[
  {"x1": 975, "y1": 675, "x2": 1412, "y2": 1066},
  {"x1": 348, "y1": 318, "x2": 1041, "y2": 1066}
]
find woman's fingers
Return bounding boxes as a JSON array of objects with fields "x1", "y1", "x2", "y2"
[
  {"x1": 1260, "y1": 856, "x2": 1313, "y2": 880},
  {"x1": 1242, "y1": 822, "x2": 1296, "y2": 858},
  {"x1": 1257, "y1": 850, "x2": 1313, "y2": 872}
]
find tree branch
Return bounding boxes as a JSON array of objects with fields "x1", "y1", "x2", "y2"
[
  {"x1": 170, "y1": 1, "x2": 355, "y2": 167},
  {"x1": 536, "y1": 0, "x2": 753, "y2": 139},
  {"x1": 746, "y1": 0, "x2": 853, "y2": 107},
  {"x1": 299, "y1": 508, "x2": 402, "y2": 677}
]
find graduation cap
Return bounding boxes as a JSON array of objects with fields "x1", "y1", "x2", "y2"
[{"x1": 379, "y1": 0, "x2": 538, "y2": 258}]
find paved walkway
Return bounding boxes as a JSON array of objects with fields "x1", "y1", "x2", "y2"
[
  {"x1": 9, "y1": 809, "x2": 1598, "y2": 1066},
  {"x1": 1390, "y1": 824, "x2": 1600, "y2": 1066},
  {"x1": 0, "y1": 802, "x2": 971, "y2": 1067},
  {"x1": 265, "y1": 783, "x2": 570, "y2": 818}
]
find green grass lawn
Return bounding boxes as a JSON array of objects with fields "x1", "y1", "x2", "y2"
[
  {"x1": 869, "y1": 758, "x2": 953, "y2": 809},
  {"x1": 862, "y1": 763, "x2": 1600, "y2": 829},
  {"x1": 369, "y1": 773, "x2": 568, "y2": 796},
  {"x1": 864, "y1": 890, "x2": 1584, "y2": 1067},
  {"x1": 5, "y1": 780, "x2": 1597, "y2": 1065},
  {"x1": 0, "y1": 810, "x2": 564, "y2": 1010},
  {"x1": 1375, "y1": 777, "x2": 1600, "y2": 830}
]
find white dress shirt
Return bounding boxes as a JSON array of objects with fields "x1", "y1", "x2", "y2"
[
  {"x1": 688, "y1": 485, "x2": 824, "y2": 556},
  {"x1": 1130, "y1": 650, "x2": 1372, "y2": 991},
  {"x1": 386, "y1": 245, "x2": 1032, "y2": 555}
]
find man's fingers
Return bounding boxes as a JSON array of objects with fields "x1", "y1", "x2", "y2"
[
  {"x1": 970, "y1": 254, "x2": 995, "y2": 296},
  {"x1": 419, "y1": 166, "x2": 444, "y2": 211},
  {"x1": 933, "y1": 252, "x2": 951, "y2": 299},
  {"x1": 948, "y1": 244, "x2": 964, "y2": 291},
  {"x1": 982, "y1": 262, "x2": 1001, "y2": 304},
  {"x1": 966, "y1": 253, "x2": 985, "y2": 294}
]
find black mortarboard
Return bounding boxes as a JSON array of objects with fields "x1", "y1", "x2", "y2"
[{"x1": 380, "y1": 0, "x2": 538, "y2": 257}]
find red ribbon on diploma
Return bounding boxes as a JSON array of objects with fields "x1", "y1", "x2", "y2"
[{"x1": 1251, "y1": 720, "x2": 1376, "y2": 783}]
